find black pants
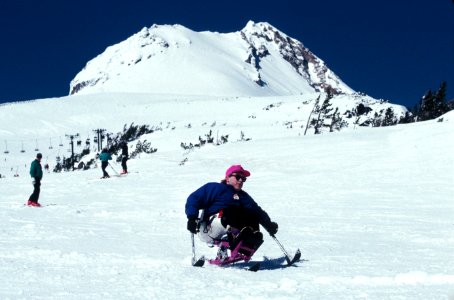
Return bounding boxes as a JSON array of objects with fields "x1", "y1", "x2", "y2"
[
  {"x1": 220, "y1": 206, "x2": 260, "y2": 231},
  {"x1": 121, "y1": 156, "x2": 128, "y2": 171},
  {"x1": 101, "y1": 161, "x2": 109, "y2": 177},
  {"x1": 29, "y1": 179, "x2": 41, "y2": 203}
]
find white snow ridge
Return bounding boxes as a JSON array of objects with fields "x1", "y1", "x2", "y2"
[{"x1": 0, "y1": 21, "x2": 453, "y2": 300}]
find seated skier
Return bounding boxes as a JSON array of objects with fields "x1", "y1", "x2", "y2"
[{"x1": 185, "y1": 164, "x2": 278, "y2": 260}]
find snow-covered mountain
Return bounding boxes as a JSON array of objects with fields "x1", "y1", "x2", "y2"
[
  {"x1": 67, "y1": 21, "x2": 409, "y2": 129},
  {"x1": 70, "y1": 21, "x2": 353, "y2": 97}
]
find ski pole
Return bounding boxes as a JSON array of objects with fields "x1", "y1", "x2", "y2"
[
  {"x1": 108, "y1": 162, "x2": 119, "y2": 175},
  {"x1": 191, "y1": 233, "x2": 204, "y2": 266},
  {"x1": 191, "y1": 233, "x2": 197, "y2": 265},
  {"x1": 271, "y1": 234, "x2": 292, "y2": 265}
]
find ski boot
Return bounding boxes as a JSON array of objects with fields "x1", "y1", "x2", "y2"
[
  {"x1": 229, "y1": 227, "x2": 263, "y2": 261},
  {"x1": 208, "y1": 227, "x2": 263, "y2": 266}
]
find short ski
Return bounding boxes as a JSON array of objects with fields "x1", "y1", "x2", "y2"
[
  {"x1": 87, "y1": 175, "x2": 123, "y2": 181},
  {"x1": 192, "y1": 256, "x2": 205, "y2": 267},
  {"x1": 287, "y1": 249, "x2": 301, "y2": 266}
]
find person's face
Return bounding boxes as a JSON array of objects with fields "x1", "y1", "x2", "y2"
[{"x1": 227, "y1": 172, "x2": 247, "y2": 191}]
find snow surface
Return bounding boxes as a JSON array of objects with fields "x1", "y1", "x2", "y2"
[{"x1": 0, "y1": 93, "x2": 453, "y2": 299}]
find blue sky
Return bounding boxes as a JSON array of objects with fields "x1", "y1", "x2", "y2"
[{"x1": 0, "y1": 0, "x2": 452, "y2": 109}]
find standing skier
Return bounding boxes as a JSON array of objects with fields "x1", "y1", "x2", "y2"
[
  {"x1": 99, "y1": 148, "x2": 112, "y2": 178},
  {"x1": 120, "y1": 141, "x2": 128, "y2": 174},
  {"x1": 27, "y1": 153, "x2": 43, "y2": 207},
  {"x1": 185, "y1": 165, "x2": 278, "y2": 257}
]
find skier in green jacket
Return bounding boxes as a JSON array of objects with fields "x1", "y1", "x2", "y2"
[{"x1": 28, "y1": 153, "x2": 43, "y2": 207}]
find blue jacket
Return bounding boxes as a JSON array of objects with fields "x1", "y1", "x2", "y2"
[
  {"x1": 99, "y1": 152, "x2": 112, "y2": 162},
  {"x1": 185, "y1": 182, "x2": 271, "y2": 225}
]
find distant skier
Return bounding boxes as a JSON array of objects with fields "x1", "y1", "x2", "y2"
[
  {"x1": 99, "y1": 148, "x2": 112, "y2": 178},
  {"x1": 27, "y1": 153, "x2": 43, "y2": 207},
  {"x1": 119, "y1": 141, "x2": 128, "y2": 174},
  {"x1": 185, "y1": 164, "x2": 278, "y2": 259}
]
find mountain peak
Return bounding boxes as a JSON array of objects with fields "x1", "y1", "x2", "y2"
[{"x1": 69, "y1": 22, "x2": 353, "y2": 97}]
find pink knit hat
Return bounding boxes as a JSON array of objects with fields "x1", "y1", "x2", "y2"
[{"x1": 225, "y1": 165, "x2": 251, "y2": 178}]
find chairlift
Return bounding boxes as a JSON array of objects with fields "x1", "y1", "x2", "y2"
[
  {"x1": 76, "y1": 133, "x2": 82, "y2": 146},
  {"x1": 56, "y1": 156, "x2": 61, "y2": 162},
  {"x1": 49, "y1": 138, "x2": 53, "y2": 149},
  {"x1": 35, "y1": 139, "x2": 39, "y2": 151},
  {"x1": 3, "y1": 140, "x2": 9, "y2": 154},
  {"x1": 85, "y1": 138, "x2": 90, "y2": 146},
  {"x1": 20, "y1": 141, "x2": 25, "y2": 153},
  {"x1": 59, "y1": 136, "x2": 64, "y2": 147}
]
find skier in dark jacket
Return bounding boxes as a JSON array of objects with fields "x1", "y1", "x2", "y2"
[
  {"x1": 28, "y1": 153, "x2": 43, "y2": 207},
  {"x1": 185, "y1": 165, "x2": 278, "y2": 246},
  {"x1": 120, "y1": 141, "x2": 128, "y2": 174},
  {"x1": 99, "y1": 148, "x2": 112, "y2": 178}
]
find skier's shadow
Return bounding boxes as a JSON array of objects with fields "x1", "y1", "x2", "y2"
[{"x1": 257, "y1": 256, "x2": 301, "y2": 270}]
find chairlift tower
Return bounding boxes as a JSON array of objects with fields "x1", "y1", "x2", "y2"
[
  {"x1": 65, "y1": 133, "x2": 79, "y2": 171},
  {"x1": 93, "y1": 129, "x2": 106, "y2": 151}
]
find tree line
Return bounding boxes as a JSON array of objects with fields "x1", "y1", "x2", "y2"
[
  {"x1": 404, "y1": 81, "x2": 452, "y2": 122},
  {"x1": 306, "y1": 81, "x2": 452, "y2": 135}
]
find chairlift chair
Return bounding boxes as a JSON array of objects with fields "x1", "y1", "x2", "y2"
[{"x1": 3, "y1": 140, "x2": 9, "y2": 154}]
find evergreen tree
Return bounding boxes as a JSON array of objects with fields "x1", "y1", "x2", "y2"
[
  {"x1": 433, "y1": 81, "x2": 448, "y2": 117},
  {"x1": 418, "y1": 90, "x2": 434, "y2": 121},
  {"x1": 399, "y1": 111, "x2": 414, "y2": 124},
  {"x1": 382, "y1": 107, "x2": 397, "y2": 126},
  {"x1": 304, "y1": 95, "x2": 320, "y2": 135},
  {"x1": 311, "y1": 91, "x2": 333, "y2": 134},
  {"x1": 329, "y1": 107, "x2": 348, "y2": 132},
  {"x1": 418, "y1": 81, "x2": 448, "y2": 121}
]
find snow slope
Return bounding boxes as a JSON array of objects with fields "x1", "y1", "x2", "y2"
[
  {"x1": 0, "y1": 92, "x2": 453, "y2": 299},
  {"x1": 0, "y1": 92, "x2": 407, "y2": 170}
]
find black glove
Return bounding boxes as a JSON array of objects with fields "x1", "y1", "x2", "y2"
[
  {"x1": 187, "y1": 217, "x2": 198, "y2": 234},
  {"x1": 263, "y1": 221, "x2": 278, "y2": 235}
]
